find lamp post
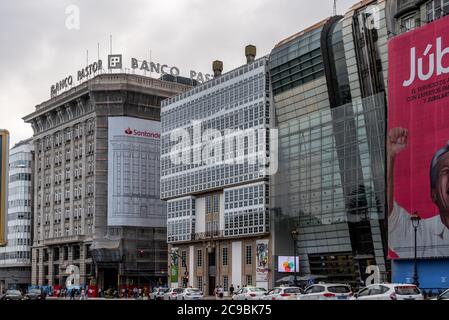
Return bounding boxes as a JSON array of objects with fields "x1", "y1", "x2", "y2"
[
  {"x1": 411, "y1": 213, "x2": 421, "y2": 287},
  {"x1": 291, "y1": 229, "x2": 299, "y2": 284}
]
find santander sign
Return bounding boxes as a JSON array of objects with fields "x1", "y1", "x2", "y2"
[{"x1": 125, "y1": 127, "x2": 161, "y2": 139}]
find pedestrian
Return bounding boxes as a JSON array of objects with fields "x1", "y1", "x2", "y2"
[
  {"x1": 214, "y1": 286, "x2": 218, "y2": 299},
  {"x1": 218, "y1": 286, "x2": 224, "y2": 299},
  {"x1": 229, "y1": 284, "x2": 235, "y2": 296},
  {"x1": 70, "y1": 289, "x2": 75, "y2": 300},
  {"x1": 80, "y1": 288, "x2": 87, "y2": 300}
]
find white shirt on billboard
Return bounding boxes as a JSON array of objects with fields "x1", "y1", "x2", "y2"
[{"x1": 389, "y1": 201, "x2": 449, "y2": 258}]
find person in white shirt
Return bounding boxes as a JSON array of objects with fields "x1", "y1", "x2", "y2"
[{"x1": 388, "y1": 127, "x2": 449, "y2": 258}]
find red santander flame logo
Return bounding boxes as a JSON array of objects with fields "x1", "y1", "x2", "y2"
[{"x1": 125, "y1": 128, "x2": 133, "y2": 135}]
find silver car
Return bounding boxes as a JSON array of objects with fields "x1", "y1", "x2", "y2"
[
  {"x1": 298, "y1": 283, "x2": 352, "y2": 300},
  {"x1": 435, "y1": 289, "x2": 449, "y2": 300},
  {"x1": 177, "y1": 288, "x2": 204, "y2": 300},
  {"x1": 163, "y1": 288, "x2": 184, "y2": 300},
  {"x1": 232, "y1": 287, "x2": 267, "y2": 300},
  {"x1": 352, "y1": 284, "x2": 424, "y2": 300},
  {"x1": 261, "y1": 287, "x2": 302, "y2": 301},
  {"x1": 150, "y1": 287, "x2": 169, "y2": 300}
]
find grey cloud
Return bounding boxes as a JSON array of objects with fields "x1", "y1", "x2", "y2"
[{"x1": 0, "y1": 0, "x2": 357, "y2": 145}]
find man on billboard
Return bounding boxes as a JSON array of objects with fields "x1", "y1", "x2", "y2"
[{"x1": 388, "y1": 127, "x2": 449, "y2": 257}]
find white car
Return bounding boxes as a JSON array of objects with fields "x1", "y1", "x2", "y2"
[
  {"x1": 297, "y1": 284, "x2": 352, "y2": 300},
  {"x1": 177, "y1": 288, "x2": 204, "y2": 300},
  {"x1": 149, "y1": 287, "x2": 169, "y2": 300},
  {"x1": 163, "y1": 288, "x2": 184, "y2": 300},
  {"x1": 232, "y1": 287, "x2": 267, "y2": 300},
  {"x1": 352, "y1": 284, "x2": 424, "y2": 300},
  {"x1": 434, "y1": 289, "x2": 449, "y2": 300},
  {"x1": 261, "y1": 287, "x2": 302, "y2": 300}
]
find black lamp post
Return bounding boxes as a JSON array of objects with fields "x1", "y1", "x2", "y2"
[
  {"x1": 411, "y1": 213, "x2": 421, "y2": 287},
  {"x1": 291, "y1": 229, "x2": 299, "y2": 284}
]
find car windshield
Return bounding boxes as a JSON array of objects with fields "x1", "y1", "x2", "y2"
[
  {"x1": 284, "y1": 288, "x2": 301, "y2": 294},
  {"x1": 29, "y1": 290, "x2": 41, "y2": 294},
  {"x1": 187, "y1": 289, "x2": 201, "y2": 293},
  {"x1": 250, "y1": 288, "x2": 266, "y2": 292},
  {"x1": 328, "y1": 286, "x2": 351, "y2": 293},
  {"x1": 395, "y1": 286, "x2": 420, "y2": 295},
  {"x1": 440, "y1": 290, "x2": 449, "y2": 299},
  {"x1": 7, "y1": 290, "x2": 21, "y2": 295}
]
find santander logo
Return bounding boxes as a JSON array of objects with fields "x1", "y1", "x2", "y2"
[
  {"x1": 403, "y1": 36, "x2": 449, "y2": 87},
  {"x1": 124, "y1": 127, "x2": 160, "y2": 139}
]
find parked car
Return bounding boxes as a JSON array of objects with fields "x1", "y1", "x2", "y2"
[
  {"x1": 24, "y1": 289, "x2": 46, "y2": 300},
  {"x1": 352, "y1": 284, "x2": 424, "y2": 300},
  {"x1": 297, "y1": 283, "x2": 352, "y2": 300},
  {"x1": 177, "y1": 288, "x2": 204, "y2": 300},
  {"x1": 1, "y1": 290, "x2": 24, "y2": 301},
  {"x1": 163, "y1": 288, "x2": 184, "y2": 300},
  {"x1": 261, "y1": 287, "x2": 302, "y2": 300},
  {"x1": 149, "y1": 287, "x2": 169, "y2": 300},
  {"x1": 232, "y1": 287, "x2": 267, "y2": 300},
  {"x1": 434, "y1": 289, "x2": 449, "y2": 300}
]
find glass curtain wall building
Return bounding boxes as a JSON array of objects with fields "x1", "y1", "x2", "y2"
[
  {"x1": 0, "y1": 139, "x2": 34, "y2": 292},
  {"x1": 269, "y1": 0, "x2": 389, "y2": 288},
  {"x1": 161, "y1": 55, "x2": 273, "y2": 294}
]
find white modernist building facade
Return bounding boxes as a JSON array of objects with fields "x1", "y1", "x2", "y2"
[
  {"x1": 0, "y1": 139, "x2": 34, "y2": 291},
  {"x1": 161, "y1": 57, "x2": 274, "y2": 294}
]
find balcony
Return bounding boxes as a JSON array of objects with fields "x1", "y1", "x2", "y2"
[
  {"x1": 193, "y1": 230, "x2": 223, "y2": 241},
  {"x1": 43, "y1": 235, "x2": 86, "y2": 246},
  {"x1": 395, "y1": 0, "x2": 421, "y2": 18}
]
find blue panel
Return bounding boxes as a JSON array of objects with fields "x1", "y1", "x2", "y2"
[{"x1": 392, "y1": 259, "x2": 449, "y2": 293}]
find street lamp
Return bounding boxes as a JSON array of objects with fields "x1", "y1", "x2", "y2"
[
  {"x1": 291, "y1": 228, "x2": 299, "y2": 284},
  {"x1": 411, "y1": 213, "x2": 421, "y2": 287}
]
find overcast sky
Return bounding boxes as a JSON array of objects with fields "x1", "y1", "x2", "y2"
[{"x1": 0, "y1": 0, "x2": 358, "y2": 146}]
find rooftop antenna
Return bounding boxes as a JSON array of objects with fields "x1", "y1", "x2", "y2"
[{"x1": 333, "y1": 0, "x2": 337, "y2": 15}]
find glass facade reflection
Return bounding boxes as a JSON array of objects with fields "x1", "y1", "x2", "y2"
[{"x1": 270, "y1": 5, "x2": 389, "y2": 288}]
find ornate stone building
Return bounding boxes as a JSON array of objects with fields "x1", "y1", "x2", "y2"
[{"x1": 23, "y1": 73, "x2": 192, "y2": 289}]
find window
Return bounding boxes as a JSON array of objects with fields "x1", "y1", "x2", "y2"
[
  {"x1": 181, "y1": 251, "x2": 187, "y2": 268},
  {"x1": 427, "y1": 0, "x2": 449, "y2": 22},
  {"x1": 197, "y1": 276, "x2": 203, "y2": 291},
  {"x1": 222, "y1": 247, "x2": 228, "y2": 266},
  {"x1": 245, "y1": 275, "x2": 253, "y2": 286},
  {"x1": 223, "y1": 276, "x2": 229, "y2": 292},
  {"x1": 245, "y1": 245, "x2": 252, "y2": 265},
  {"x1": 73, "y1": 246, "x2": 80, "y2": 260},
  {"x1": 197, "y1": 249, "x2": 203, "y2": 267},
  {"x1": 401, "y1": 14, "x2": 416, "y2": 33}
]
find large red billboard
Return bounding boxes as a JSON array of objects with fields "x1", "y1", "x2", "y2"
[{"x1": 388, "y1": 16, "x2": 449, "y2": 259}]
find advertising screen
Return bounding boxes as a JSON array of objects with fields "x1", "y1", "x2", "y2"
[
  {"x1": 388, "y1": 15, "x2": 449, "y2": 259},
  {"x1": 277, "y1": 256, "x2": 299, "y2": 273},
  {"x1": 107, "y1": 117, "x2": 165, "y2": 227}
]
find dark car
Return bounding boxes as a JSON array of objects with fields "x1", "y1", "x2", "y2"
[
  {"x1": 24, "y1": 289, "x2": 46, "y2": 300},
  {"x1": 1, "y1": 290, "x2": 23, "y2": 301}
]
